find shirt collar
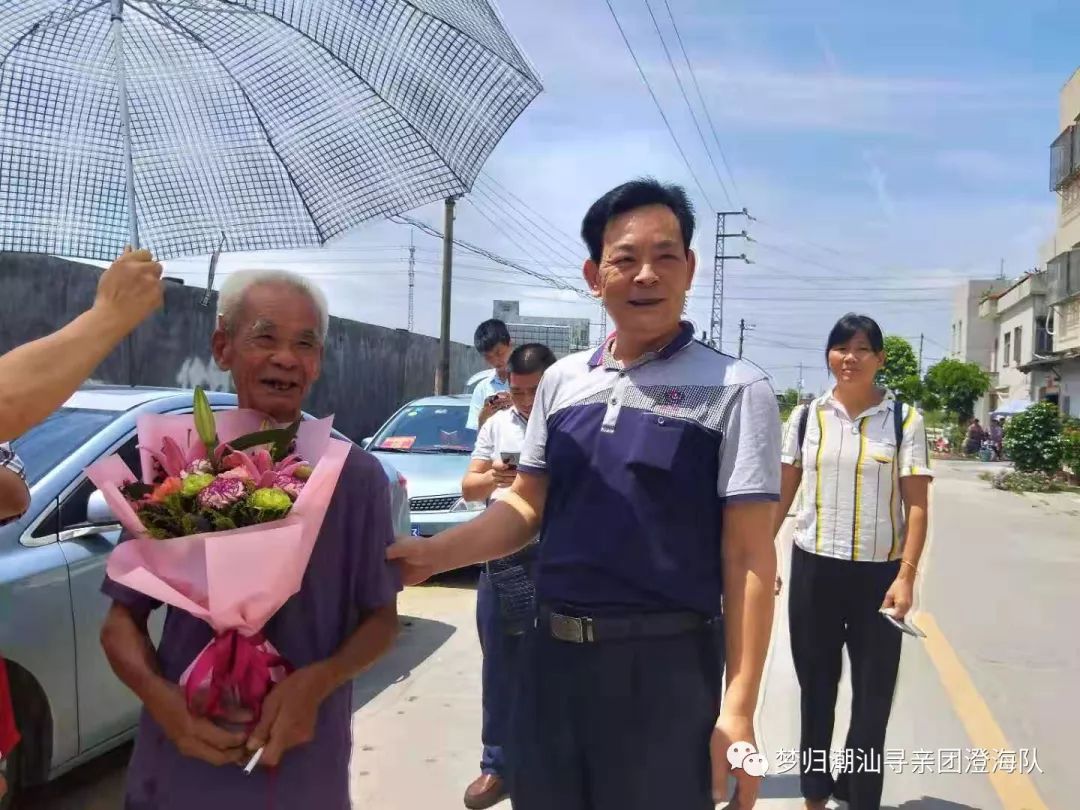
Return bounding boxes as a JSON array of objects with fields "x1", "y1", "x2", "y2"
[
  {"x1": 823, "y1": 388, "x2": 896, "y2": 419},
  {"x1": 588, "y1": 321, "x2": 695, "y2": 370}
]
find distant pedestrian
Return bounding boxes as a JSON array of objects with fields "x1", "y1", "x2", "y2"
[
  {"x1": 392, "y1": 178, "x2": 781, "y2": 810},
  {"x1": 964, "y1": 418, "x2": 986, "y2": 456},
  {"x1": 466, "y1": 320, "x2": 514, "y2": 431},
  {"x1": 459, "y1": 342, "x2": 556, "y2": 809},
  {"x1": 776, "y1": 313, "x2": 933, "y2": 810}
]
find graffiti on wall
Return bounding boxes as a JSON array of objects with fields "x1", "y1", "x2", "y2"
[{"x1": 175, "y1": 356, "x2": 233, "y2": 392}]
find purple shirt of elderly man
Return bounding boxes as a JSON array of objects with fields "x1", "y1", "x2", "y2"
[{"x1": 100, "y1": 269, "x2": 401, "y2": 810}]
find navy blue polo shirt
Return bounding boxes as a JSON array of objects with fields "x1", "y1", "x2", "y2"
[{"x1": 518, "y1": 322, "x2": 781, "y2": 617}]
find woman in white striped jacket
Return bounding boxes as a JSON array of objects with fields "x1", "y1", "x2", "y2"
[{"x1": 774, "y1": 314, "x2": 933, "y2": 810}]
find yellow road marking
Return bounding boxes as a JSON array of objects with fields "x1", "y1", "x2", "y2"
[{"x1": 917, "y1": 611, "x2": 1049, "y2": 810}]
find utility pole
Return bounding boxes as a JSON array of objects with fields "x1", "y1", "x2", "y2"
[
  {"x1": 797, "y1": 362, "x2": 804, "y2": 401},
  {"x1": 711, "y1": 209, "x2": 751, "y2": 350},
  {"x1": 407, "y1": 232, "x2": 415, "y2": 333},
  {"x1": 918, "y1": 333, "x2": 925, "y2": 374},
  {"x1": 998, "y1": 258, "x2": 1006, "y2": 280},
  {"x1": 436, "y1": 197, "x2": 457, "y2": 395},
  {"x1": 599, "y1": 302, "x2": 607, "y2": 341},
  {"x1": 737, "y1": 318, "x2": 755, "y2": 359}
]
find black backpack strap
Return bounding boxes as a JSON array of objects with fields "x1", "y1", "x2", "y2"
[
  {"x1": 894, "y1": 397, "x2": 905, "y2": 450},
  {"x1": 797, "y1": 404, "x2": 811, "y2": 462}
]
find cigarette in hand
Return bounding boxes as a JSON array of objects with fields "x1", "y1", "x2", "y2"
[{"x1": 243, "y1": 746, "x2": 264, "y2": 775}]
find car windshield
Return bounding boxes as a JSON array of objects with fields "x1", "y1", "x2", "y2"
[
  {"x1": 11, "y1": 408, "x2": 117, "y2": 485},
  {"x1": 372, "y1": 404, "x2": 476, "y2": 454}
]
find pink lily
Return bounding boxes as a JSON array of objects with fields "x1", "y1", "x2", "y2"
[
  {"x1": 140, "y1": 433, "x2": 207, "y2": 479},
  {"x1": 218, "y1": 446, "x2": 301, "y2": 488}
]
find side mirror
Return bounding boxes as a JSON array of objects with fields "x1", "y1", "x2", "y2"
[
  {"x1": 87, "y1": 489, "x2": 118, "y2": 525},
  {"x1": 361, "y1": 437, "x2": 373, "y2": 450}
]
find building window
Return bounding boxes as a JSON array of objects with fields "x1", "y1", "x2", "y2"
[
  {"x1": 1003, "y1": 332, "x2": 1011, "y2": 367},
  {"x1": 1013, "y1": 326, "x2": 1022, "y2": 364},
  {"x1": 993, "y1": 337, "x2": 999, "y2": 371},
  {"x1": 1050, "y1": 125, "x2": 1077, "y2": 190},
  {"x1": 1035, "y1": 316, "x2": 1053, "y2": 355}
]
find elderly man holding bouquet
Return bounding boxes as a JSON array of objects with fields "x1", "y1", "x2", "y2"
[{"x1": 99, "y1": 270, "x2": 400, "y2": 810}]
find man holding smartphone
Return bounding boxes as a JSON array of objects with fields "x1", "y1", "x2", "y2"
[
  {"x1": 466, "y1": 320, "x2": 515, "y2": 431},
  {"x1": 459, "y1": 343, "x2": 557, "y2": 809}
]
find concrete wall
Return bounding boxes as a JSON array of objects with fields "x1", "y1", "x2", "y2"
[
  {"x1": 951, "y1": 280, "x2": 997, "y2": 363},
  {"x1": 994, "y1": 302, "x2": 1039, "y2": 403},
  {"x1": 1052, "y1": 69, "x2": 1080, "y2": 351},
  {"x1": 0, "y1": 253, "x2": 483, "y2": 441}
]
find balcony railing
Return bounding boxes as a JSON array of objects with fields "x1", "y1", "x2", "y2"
[{"x1": 1050, "y1": 125, "x2": 1079, "y2": 190}]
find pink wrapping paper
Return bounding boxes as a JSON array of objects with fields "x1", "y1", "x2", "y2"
[
  {"x1": 87, "y1": 415, "x2": 347, "y2": 636},
  {"x1": 88, "y1": 411, "x2": 351, "y2": 722}
]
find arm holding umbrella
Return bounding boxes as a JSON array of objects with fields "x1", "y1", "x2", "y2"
[{"x1": 0, "y1": 248, "x2": 163, "y2": 441}]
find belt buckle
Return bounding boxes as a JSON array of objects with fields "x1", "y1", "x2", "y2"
[{"x1": 549, "y1": 612, "x2": 591, "y2": 643}]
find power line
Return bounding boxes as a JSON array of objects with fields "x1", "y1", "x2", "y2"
[
  {"x1": 641, "y1": 0, "x2": 731, "y2": 206},
  {"x1": 393, "y1": 214, "x2": 595, "y2": 302},
  {"x1": 467, "y1": 188, "x2": 583, "y2": 275},
  {"x1": 602, "y1": 0, "x2": 715, "y2": 210},
  {"x1": 477, "y1": 173, "x2": 586, "y2": 262},
  {"x1": 461, "y1": 197, "x2": 591, "y2": 292},
  {"x1": 660, "y1": 0, "x2": 740, "y2": 200}
]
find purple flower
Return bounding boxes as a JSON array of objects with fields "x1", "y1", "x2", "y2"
[
  {"x1": 270, "y1": 473, "x2": 304, "y2": 500},
  {"x1": 196, "y1": 476, "x2": 247, "y2": 510}
]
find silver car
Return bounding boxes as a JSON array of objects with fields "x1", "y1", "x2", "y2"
[
  {"x1": 365, "y1": 395, "x2": 486, "y2": 540},
  {"x1": 0, "y1": 386, "x2": 409, "y2": 804}
]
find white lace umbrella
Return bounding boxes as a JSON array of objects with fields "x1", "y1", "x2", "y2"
[{"x1": 0, "y1": 0, "x2": 541, "y2": 261}]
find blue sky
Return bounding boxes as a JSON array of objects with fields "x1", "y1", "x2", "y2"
[{"x1": 167, "y1": 0, "x2": 1080, "y2": 395}]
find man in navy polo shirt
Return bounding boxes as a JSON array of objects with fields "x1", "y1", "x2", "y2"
[{"x1": 390, "y1": 179, "x2": 781, "y2": 809}]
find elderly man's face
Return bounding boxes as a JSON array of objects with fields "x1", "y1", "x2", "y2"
[{"x1": 212, "y1": 282, "x2": 323, "y2": 423}]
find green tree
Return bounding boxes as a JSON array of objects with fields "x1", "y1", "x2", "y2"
[
  {"x1": 779, "y1": 388, "x2": 800, "y2": 410},
  {"x1": 877, "y1": 335, "x2": 919, "y2": 388},
  {"x1": 922, "y1": 358, "x2": 991, "y2": 423},
  {"x1": 876, "y1": 335, "x2": 924, "y2": 404},
  {"x1": 1004, "y1": 402, "x2": 1064, "y2": 474}
]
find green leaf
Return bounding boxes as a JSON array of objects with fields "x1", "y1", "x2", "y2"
[
  {"x1": 193, "y1": 387, "x2": 219, "y2": 456},
  {"x1": 227, "y1": 420, "x2": 301, "y2": 462}
]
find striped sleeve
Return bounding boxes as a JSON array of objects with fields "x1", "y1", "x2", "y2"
[
  {"x1": 0, "y1": 442, "x2": 24, "y2": 480},
  {"x1": 0, "y1": 441, "x2": 29, "y2": 527},
  {"x1": 898, "y1": 407, "x2": 934, "y2": 478}
]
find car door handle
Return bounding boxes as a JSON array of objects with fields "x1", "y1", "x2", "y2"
[{"x1": 59, "y1": 524, "x2": 123, "y2": 543}]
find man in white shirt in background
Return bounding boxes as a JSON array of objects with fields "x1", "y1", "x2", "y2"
[
  {"x1": 466, "y1": 320, "x2": 514, "y2": 432},
  {"x1": 459, "y1": 342, "x2": 557, "y2": 809}
]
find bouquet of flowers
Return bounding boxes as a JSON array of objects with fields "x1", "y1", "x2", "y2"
[{"x1": 87, "y1": 388, "x2": 351, "y2": 723}]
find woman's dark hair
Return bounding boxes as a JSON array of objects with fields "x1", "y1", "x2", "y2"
[
  {"x1": 507, "y1": 343, "x2": 557, "y2": 376},
  {"x1": 473, "y1": 319, "x2": 511, "y2": 354},
  {"x1": 581, "y1": 178, "x2": 695, "y2": 264},
  {"x1": 825, "y1": 313, "x2": 885, "y2": 362}
]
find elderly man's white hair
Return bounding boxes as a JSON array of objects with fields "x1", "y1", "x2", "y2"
[{"x1": 217, "y1": 269, "x2": 330, "y2": 341}]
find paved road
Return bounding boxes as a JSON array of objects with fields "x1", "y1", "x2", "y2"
[{"x1": 25, "y1": 461, "x2": 1074, "y2": 808}]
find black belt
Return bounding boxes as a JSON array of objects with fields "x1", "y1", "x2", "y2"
[{"x1": 538, "y1": 606, "x2": 712, "y2": 644}]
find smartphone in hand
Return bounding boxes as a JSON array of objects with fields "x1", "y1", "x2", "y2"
[
  {"x1": 500, "y1": 451, "x2": 520, "y2": 468},
  {"x1": 879, "y1": 608, "x2": 927, "y2": 638}
]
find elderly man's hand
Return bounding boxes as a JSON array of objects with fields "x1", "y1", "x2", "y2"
[
  {"x1": 144, "y1": 681, "x2": 247, "y2": 767},
  {"x1": 246, "y1": 665, "x2": 330, "y2": 769},
  {"x1": 94, "y1": 247, "x2": 164, "y2": 333}
]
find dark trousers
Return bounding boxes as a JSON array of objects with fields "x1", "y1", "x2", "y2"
[
  {"x1": 508, "y1": 616, "x2": 724, "y2": 810},
  {"x1": 477, "y1": 571, "x2": 524, "y2": 776},
  {"x1": 789, "y1": 545, "x2": 902, "y2": 810}
]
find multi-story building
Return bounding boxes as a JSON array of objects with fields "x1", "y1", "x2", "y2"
[
  {"x1": 1032, "y1": 67, "x2": 1080, "y2": 417},
  {"x1": 950, "y1": 279, "x2": 1000, "y2": 422},
  {"x1": 978, "y1": 272, "x2": 1051, "y2": 412},
  {"x1": 492, "y1": 300, "x2": 592, "y2": 358}
]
